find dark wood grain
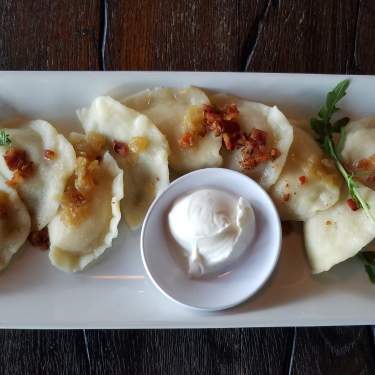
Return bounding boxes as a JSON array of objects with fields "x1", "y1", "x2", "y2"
[
  {"x1": 0, "y1": 0, "x2": 375, "y2": 375},
  {"x1": 0, "y1": 0, "x2": 100, "y2": 70},
  {"x1": 244, "y1": 0, "x2": 361, "y2": 73},
  {"x1": 104, "y1": 0, "x2": 269, "y2": 71},
  {"x1": 84, "y1": 328, "x2": 294, "y2": 375},
  {"x1": 0, "y1": 330, "x2": 89, "y2": 375},
  {"x1": 291, "y1": 327, "x2": 375, "y2": 375}
]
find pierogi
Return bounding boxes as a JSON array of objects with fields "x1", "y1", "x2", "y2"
[
  {"x1": 123, "y1": 87, "x2": 223, "y2": 173},
  {"x1": 304, "y1": 184, "x2": 375, "y2": 273},
  {"x1": 0, "y1": 120, "x2": 75, "y2": 230},
  {"x1": 0, "y1": 175, "x2": 31, "y2": 271},
  {"x1": 49, "y1": 152, "x2": 123, "y2": 272},
  {"x1": 270, "y1": 127, "x2": 341, "y2": 220},
  {"x1": 77, "y1": 96, "x2": 169, "y2": 229},
  {"x1": 341, "y1": 117, "x2": 375, "y2": 189},
  {"x1": 210, "y1": 94, "x2": 293, "y2": 189}
]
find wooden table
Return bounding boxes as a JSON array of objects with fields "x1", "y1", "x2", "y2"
[{"x1": 1, "y1": 1, "x2": 375, "y2": 374}]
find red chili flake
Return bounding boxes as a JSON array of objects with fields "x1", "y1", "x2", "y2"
[
  {"x1": 44, "y1": 149, "x2": 56, "y2": 160},
  {"x1": 112, "y1": 140, "x2": 129, "y2": 157},
  {"x1": 28, "y1": 227, "x2": 50, "y2": 250},
  {"x1": 299, "y1": 175, "x2": 307, "y2": 185},
  {"x1": 178, "y1": 132, "x2": 195, "y2": 149},
  {"x1": 346, "y1": 198, "x2": 359, "y2": 211}
]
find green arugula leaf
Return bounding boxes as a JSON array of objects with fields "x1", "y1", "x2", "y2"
[
  {"x1": 310, "y1": 79, "x2": 374, "y2": 223},
  {"x1": 318, "y1": 79, "x2": 350, "y2": 125},
  {"x1": 336, "y1": 127, "x2": 347, "y2": 158},
  {"x1": 358, "y1": 252, "x2": 375, "y2": 283},
  {"x1": 0, "y1": 130, "x2": 11, "y2": 146}
]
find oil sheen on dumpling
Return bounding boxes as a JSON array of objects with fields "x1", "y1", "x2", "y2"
[
  {"x1": 269, "y1": 127, "x2": 341, "y2": 220},
  {"x1": 0, "y1": 175, "x2": 30, "y2": 271},
  {"x1": 123, "y1": 87, "x2": 222, "y2": 173},
  {"x1": 49, "y1": 152, "x2": 123, "y2": 272},
  {"x1": 210, "y1": 94, "x2": 293, "y2": 190},
  {"x1": 341, "y1": 117, "x2": 375, "y2": 189},
  {"x1": 0, "y1": 120, "x2": 76, "y2": 230},
  {"x1": 304, "y1": 184, "x2": 375, "y2": 273},
  {"x1": 77, "y1": 96, "x2": 169, "y2": 229}
]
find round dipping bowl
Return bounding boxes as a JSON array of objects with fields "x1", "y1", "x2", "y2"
[{"x1": 141, "y1": 168, "x2": 281, "y2": 311}]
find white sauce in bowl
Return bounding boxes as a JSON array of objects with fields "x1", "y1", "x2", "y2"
[{"x1": 168, "y1": 188, "x2": 256, "y2": 277}]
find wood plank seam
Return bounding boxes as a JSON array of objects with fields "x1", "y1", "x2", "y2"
[
  {"x1": 99, "y1": 0, "x2": 108, "y2": 70},
  {"x1": 242, "y1": 0, "x2": 276, "y2": 71},
  {"x1": 83, "y1": 329, "x2": 92, "y2": 372},
  {"x1": 286, "y1": 327, "x2": 297, "y2": 375},
  {"x1": 350, "y1": 0, "x2": 362, "y2": 72}
]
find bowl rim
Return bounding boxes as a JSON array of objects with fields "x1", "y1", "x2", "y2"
[{"x1": 140, "y1": 167, "x2": 282, "y2": 311}]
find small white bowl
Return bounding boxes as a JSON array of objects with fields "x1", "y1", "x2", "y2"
[{"x1": 141, "y1": 168, "x2": 281, "y2": 311}]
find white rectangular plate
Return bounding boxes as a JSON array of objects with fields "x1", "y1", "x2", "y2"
[{"x1": 0, "y1": 71, "x2": 374, "y2": 328}]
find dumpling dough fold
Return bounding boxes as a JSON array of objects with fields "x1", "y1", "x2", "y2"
[
  {"x1": 210, "y1": 94, "x2": 293, "y2": 190},
  {"x1": 77, "y1": 96, "x2": 169, "y2": 230},
  {"x1": 48, "y1": 152, "x2": 123, "y2": 272},
  {"x1": 0, "y1": 175, "x2": 30, "y2": 271},
  {"x1": 123, "y1": 87, "x2": 222, "y2": 173},
  {"x1": 0, "y1": 120, "x2": 76, "y2": 230},
  {"x1": 270, "y1": 127, "x2": 341, "y2": 220},
  {"x1": 304, "y1": 184, "x2": 375, "y2": 273}
]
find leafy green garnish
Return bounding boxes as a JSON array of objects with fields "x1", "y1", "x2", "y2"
[
  {"x1": 0, "y1": 130, "x2": 11, "y2": 146},
  {"x1": 310, "y1": 80, "x2": 373, "y2": 221},
  {"x1": 358, "y1": 252, "x2": 375, "y2": 283}
]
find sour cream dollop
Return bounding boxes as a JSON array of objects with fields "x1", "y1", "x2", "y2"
[{"x1": 168, "y1": 188, "x2": 256, "y2": 277}]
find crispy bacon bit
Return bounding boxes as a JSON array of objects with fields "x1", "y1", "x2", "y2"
[
  {"x1": 44, "y1": 149, "x2": 56, "y2": 160},
  {"x1": 28, "y1": 227, "x2": 50, "y2": 250},
  {"x1": 203, "y1": 104, "x2": 241, "y2": 141},
  {"x1": 112, "y1": 140, "x2": 129, "y2": 157},
  {"x1": 353, "y1": 155, "x2": 375, "y2": 184},
  {"x1": 4, "y1": 148, "x2": 34, "y2": 185},
  {"x1": 4, "y1": 148, "x2": 27, "y2": 171},
  {"x1": 356, "y1": 155, "x2": 375, "y2": 170},
  {"x1": 222, "y1": 103, "x2": 239, "y2": 121},
  {"x1": 60, "y1": 178, "x2": 90, "y2": 226},
  {"x1": 283, "y1": 193, "x2": 291, "y2": 202},
  {"x1": 346, "y1": 198, "x2": 359, "y2": 211},
  {"x1": 179, "y1": 132, "x2": 195, "y2": 149},
  {"x1": 60, "y1": 155, "x2": 99, "y2": 227},
  {"x1": 203, "y1": 104, "x2": 281, "y2": 171},
  {"x1": 249, "y1": 128, "x2": 267, "y2": 146},
  {"x1": 299, "y1": 175, "x2": 307, "y2": 185}
]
